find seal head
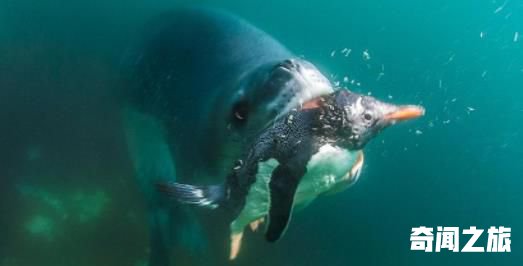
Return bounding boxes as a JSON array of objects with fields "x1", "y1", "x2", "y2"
[
  {"x1": 206, "y1": 58, "x2": 333, "y2": 172},
  {"x1": 228, "y1": 58, "x2": 332, "y2": 130}
]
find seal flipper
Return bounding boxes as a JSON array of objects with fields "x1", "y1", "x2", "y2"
[{"x1": 265, "y1": 163, "x2": 307, "y2": 242}]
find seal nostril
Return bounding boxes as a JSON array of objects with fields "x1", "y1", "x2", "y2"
[{"x1": 279, "y1": 59, "x2": 296, "y2": 70}]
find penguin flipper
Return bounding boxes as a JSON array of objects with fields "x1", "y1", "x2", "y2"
[
  {"x1": 123, "y1": 107, "x2": 208, "y2": 264},
  {"x1": 156, "y1": 182, "x2": 224, "y2": 209},
  {"x1": 265, "y1": 163, "x2": 307, "y2": 242}
]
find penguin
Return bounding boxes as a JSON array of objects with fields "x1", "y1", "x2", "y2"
[{"x1": 157, "y1": 89, "x2": 425, "y2": 259}]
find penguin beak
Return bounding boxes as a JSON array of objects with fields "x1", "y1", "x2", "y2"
[{"x1": 383, "y1": 105, "x2": 425, "y2": 123}]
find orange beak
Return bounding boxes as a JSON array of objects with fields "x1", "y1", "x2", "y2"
[{"x1": 384, "y1": 105, "x2": 425, "y2": 122}]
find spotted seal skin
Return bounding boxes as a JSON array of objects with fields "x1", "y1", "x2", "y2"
[
  {"x1": 158, "y1": 90, "x2": 425, "y2": 259},
  {"x1": 123, "y1": 8, "x2": 333, "y2": 266}
]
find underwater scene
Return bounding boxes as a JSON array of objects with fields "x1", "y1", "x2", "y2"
[{"x1": 1, "y1": 0, "x2": 522, "y2": 266}]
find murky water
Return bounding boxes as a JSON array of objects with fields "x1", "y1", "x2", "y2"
[{"x1": 1, "y1": 1, "x2": 522, "y2": 265}]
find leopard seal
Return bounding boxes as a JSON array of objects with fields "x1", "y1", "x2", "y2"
[{"x1": 123, "y1": 8, "x2": 333, "y2": 266}]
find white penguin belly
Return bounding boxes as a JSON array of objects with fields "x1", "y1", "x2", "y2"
[
  {"x1": 230, "y1": 144, "x2": 363, "y2": 234},
  {"x1": 295, "y1": 144, "x2": 363, "y2": 207}
]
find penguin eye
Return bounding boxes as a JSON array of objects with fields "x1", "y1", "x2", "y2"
[
  {"x1": 231, "y1": 100, "x2": 249, "y2": 126},
  {"x1": 363, "y1": 113, "x2": 373, "y2": 121}
]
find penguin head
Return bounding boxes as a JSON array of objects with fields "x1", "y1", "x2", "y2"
[{"x1": 333, "y1": 90, "x2": 425, "y2": 150}]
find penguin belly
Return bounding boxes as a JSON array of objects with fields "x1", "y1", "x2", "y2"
[{"x1": 228, "y1": 144, "x2": 364, "y2": 258}]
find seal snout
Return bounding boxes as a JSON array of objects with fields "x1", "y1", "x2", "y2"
[
  {"x1": 265, "y1": 58, "x2": 333, "y2": 119},
  {"x1": 276, "y1": 59, "x2": 300, "y2": 72}
]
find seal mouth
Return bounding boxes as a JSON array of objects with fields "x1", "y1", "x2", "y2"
[{"x1": 383, "y1": 105, "x2": 425, "y2": 122}]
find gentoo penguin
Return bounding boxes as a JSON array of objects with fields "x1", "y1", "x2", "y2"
[{"x1": 157, "y1": 89, "x2": 425, "y2": 259}]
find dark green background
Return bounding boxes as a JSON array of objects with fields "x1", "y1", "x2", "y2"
[{"x1": 1, "y1": 0, "x2": 521, "y2": 265}]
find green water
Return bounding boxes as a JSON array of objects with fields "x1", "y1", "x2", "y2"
[{"x1": 1, "y1": 0, "x2": 522, "y2": 265}]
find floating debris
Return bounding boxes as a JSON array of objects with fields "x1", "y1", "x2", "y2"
[
  {"x1": 356, "y1": 82, "x2": 361, "y2": 86},
  {"x1": 341, "y1": 48, "x2": 352, "y2": 57},
  {"x1": 451, "y1": 98, "x2": 457, "y2": 102},
  {"x1": 443, "y1": 120, "x2": 451, "y2": 124},
  {"x1": 415, "y1": 130, "x2": 423, "y2": 135},
  {"x1": 333, "y1": 81, "x2": 340, "y2": 87},
  {"x1": 438, "y1": 79, "x2": 443, "y2": 89},
  {"x1": 376, "y1": 72, "x2": 385, "y2": 81},
  {"x1": 514, "y1": 32, "x2": 519, "y2": 42},
  {"x1": 494, "y1": 0, "x2": 508, "y2": 14},
  {"x1": 444, "y1": 54, "x2": 455, "y2": 65},
  {"x1": 362, "y1": 49, "x2": 371, "y2": 61},
  {"x1": 467, "y1": 107, "x2": 476, "y2": 114},
  {"x1": 480, "y1": 31, "x2": 486, "y2": 39},
  {"x1": 387, "y1": 95, "x2": 393, "y2": 99},
  {"x1": 330, "y1": 50, "x2": 336, "y2": 57},
  {"x1": 343, "y1": 76, "x2": 349, "y2": 83},
  {"x1": 482, "y1": 70, "x2": 488, "y2": 78}
]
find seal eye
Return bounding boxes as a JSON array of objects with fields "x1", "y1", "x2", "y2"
[
  {"x1": 363, "y1": 113, "x2": 373, "y2": 121},
  {"x1": 231, "y1": 100, "x2": 249, "y2": 125}
]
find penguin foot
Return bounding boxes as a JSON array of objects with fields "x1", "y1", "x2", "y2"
[
  {"x1": 249, "y1": 217, "x2": 265, "y2": 232},
  {"x1": 229, "y1": 232, "x2": 244, "y2": 260}
]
